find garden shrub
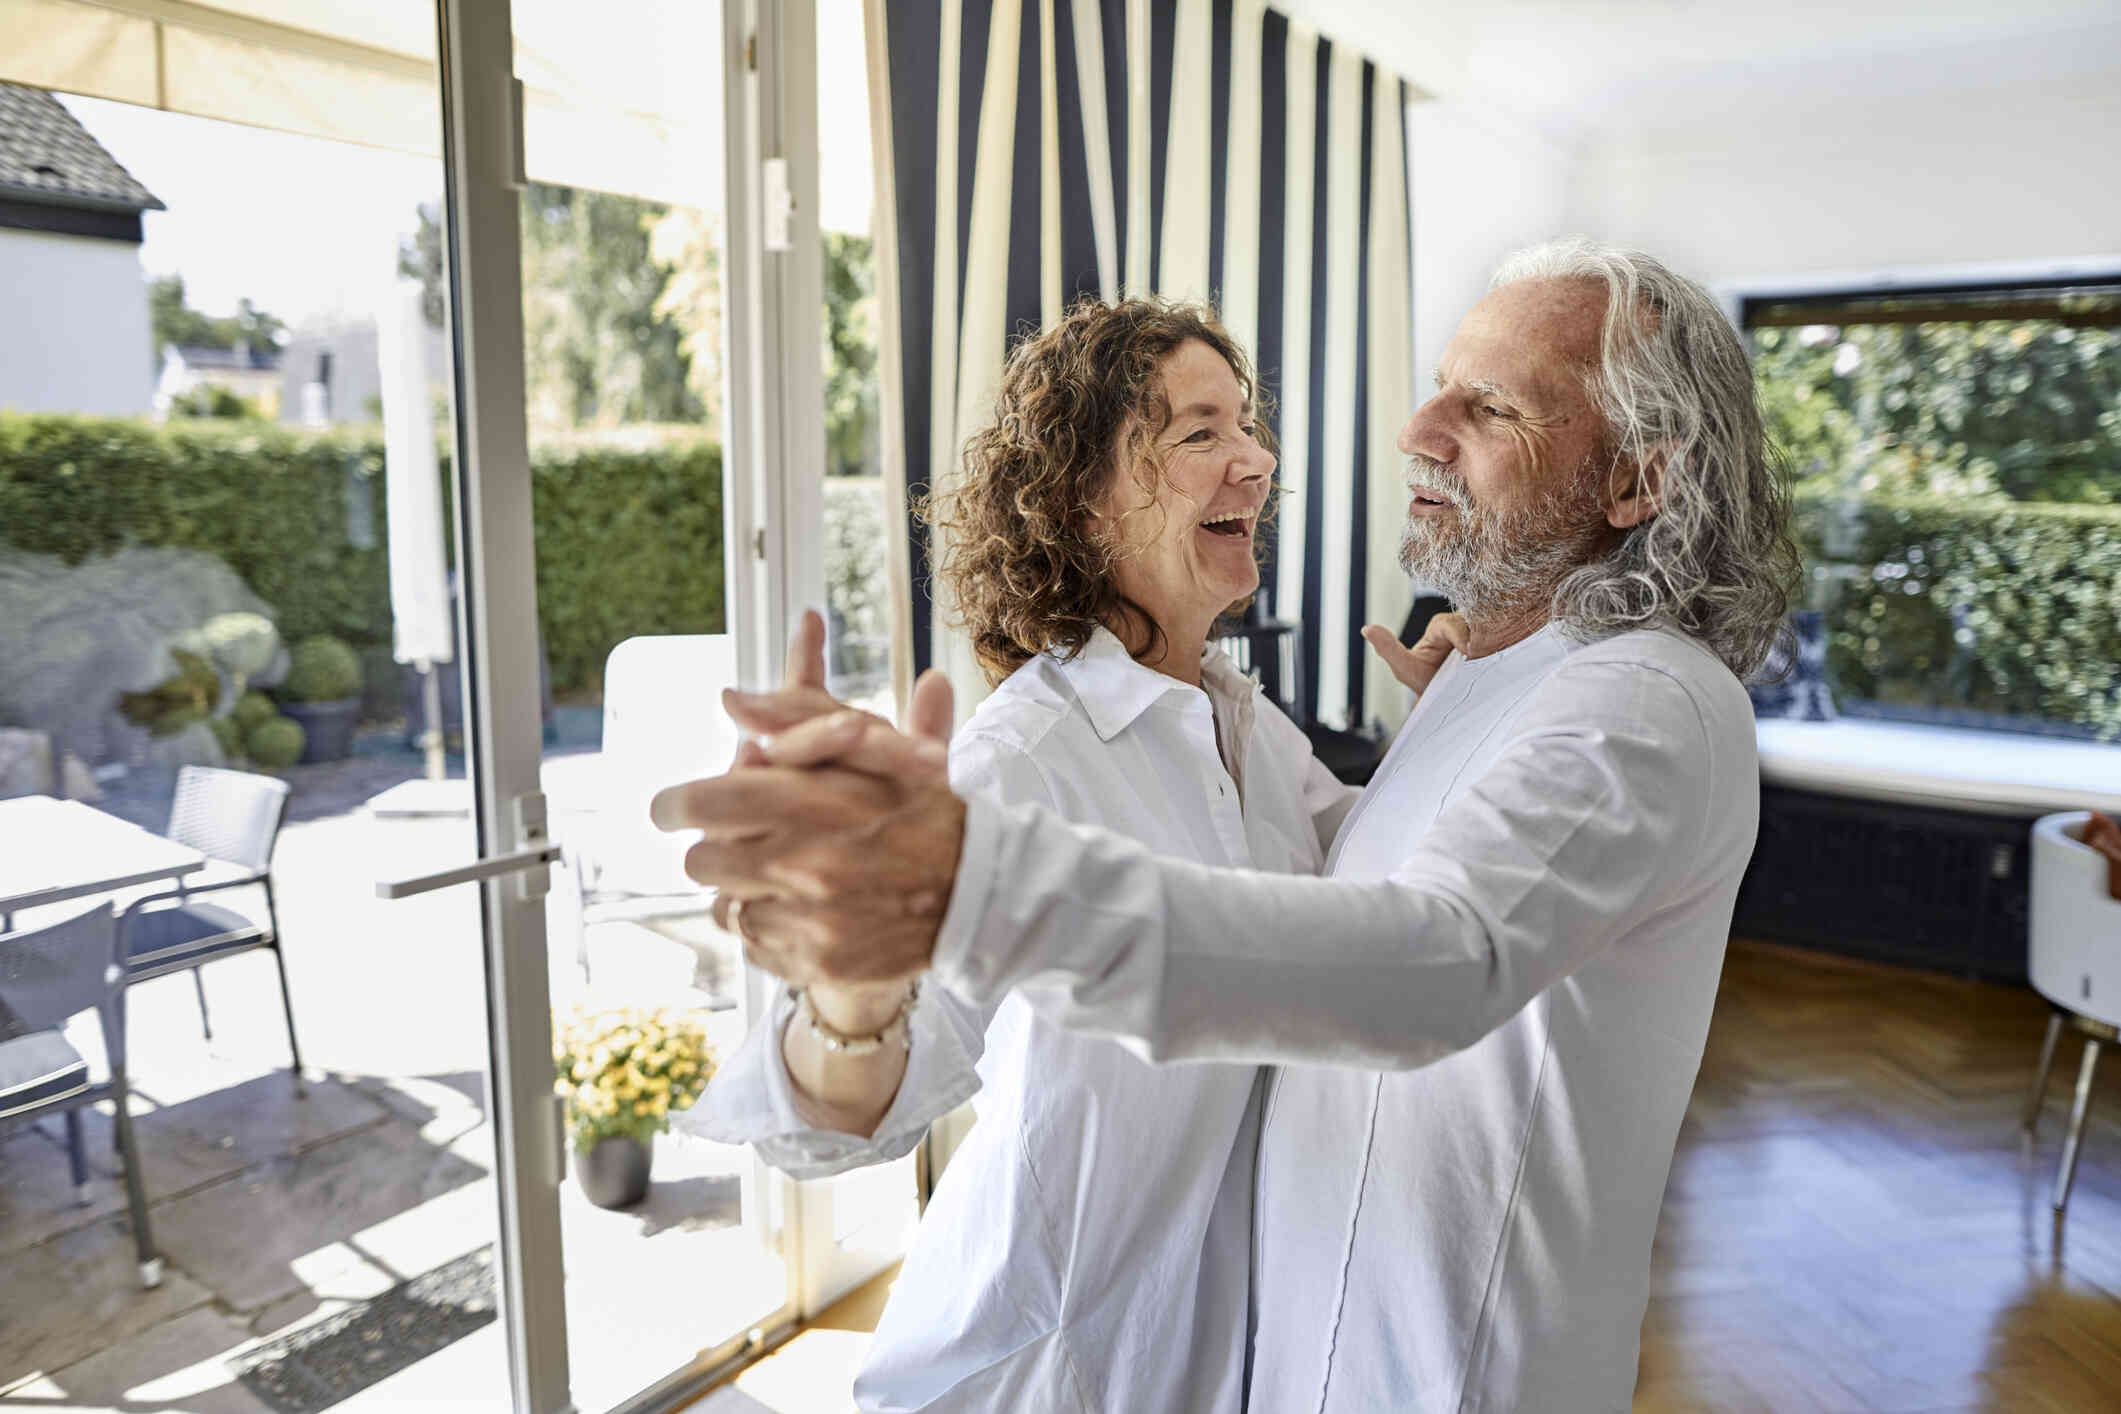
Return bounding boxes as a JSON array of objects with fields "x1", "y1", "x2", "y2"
[
  {"x1": 521, "y1": 431, "x2": 725, "y2": 698},
  {"x1": 232, "y1": 690, "x2": 279, "y2": 730},
  {"x1": 282, "y1": 635, "x2": 362, "y2": 702},
  {"x1": 246, "y1": 715, "x2": 305, "y2": 768},
  {"x1": 1792, "y1": 487, "x2": 2121, "y2": 737}
]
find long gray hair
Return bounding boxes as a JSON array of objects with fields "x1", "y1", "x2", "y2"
[{"x1": 1490, "y1": 238, "x2": 1799, "y2": 678}]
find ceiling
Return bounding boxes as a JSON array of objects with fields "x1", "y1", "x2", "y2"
[{"x1": 1281, "y1": 0, "x2": 2121, "y2": 149}]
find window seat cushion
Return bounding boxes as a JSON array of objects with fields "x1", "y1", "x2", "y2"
[{"x1": 1756, "y1": 718, "x2": 2121, "y2": 817}]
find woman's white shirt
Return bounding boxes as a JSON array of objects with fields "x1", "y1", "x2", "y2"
[{"x1": 686, "y1": 627, "x2": 1354, "y2": 1413}]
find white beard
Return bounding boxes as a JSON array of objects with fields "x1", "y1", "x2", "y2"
[{"x1": 1397, "y1": 455, "x2": 1606, "y2": 618}]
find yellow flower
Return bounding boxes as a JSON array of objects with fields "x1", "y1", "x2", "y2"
[{"x1": 633, "y1": 1101, "x2": 649, "y2": 1116}]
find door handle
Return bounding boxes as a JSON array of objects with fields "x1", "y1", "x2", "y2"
[
  {"x1": 376, "y1": 792, "x2": 561, "y2": 900},
  {"x1": 376, "y1": 843, "x2": 564, "y2": 899}
]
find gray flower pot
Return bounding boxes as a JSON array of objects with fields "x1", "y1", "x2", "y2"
[
  {"x1": 575, "y1": 1134, "x2": 652, "y2": 1209},
  {"x1": 280, "y1": 697, "x2": 361, "y2": 763}
]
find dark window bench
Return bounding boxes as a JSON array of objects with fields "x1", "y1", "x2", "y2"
[{"x1": 1733, "y1": 721, "x2": 2121, "y2": 984}]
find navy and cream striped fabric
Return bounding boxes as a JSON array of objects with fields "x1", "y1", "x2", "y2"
[{"x1": 870, "y1": 0, "x2": 1415, "y2": 729}]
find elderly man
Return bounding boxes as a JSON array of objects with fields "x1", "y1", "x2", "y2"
[{"x1": 662, "y1": 238, "x2": 1798, "y2": 1411}]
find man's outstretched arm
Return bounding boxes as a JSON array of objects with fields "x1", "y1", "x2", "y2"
[{"x1": 662, "y1": 656, "x2": 1727, "y2": 1072}]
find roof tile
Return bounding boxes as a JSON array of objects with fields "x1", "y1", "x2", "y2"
[{"x1": 0, "y1": 82, "x2": 165, "y2": 214}]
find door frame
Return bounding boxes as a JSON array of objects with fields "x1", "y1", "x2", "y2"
[
  {"x1": 434, "y1": 0, "x2": 845, "y2": 1408},
  {"x1": 433, "y1": 0, "x2": 571, "y2": 1406}
]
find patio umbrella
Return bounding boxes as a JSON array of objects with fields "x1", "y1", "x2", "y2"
[{"x1": 377, "y1": 277, "x2": 452, "y2": 780}]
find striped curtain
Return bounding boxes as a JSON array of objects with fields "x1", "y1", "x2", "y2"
[{"x1": 865, "y1": 0, "x2": 1415, "y2": 731}]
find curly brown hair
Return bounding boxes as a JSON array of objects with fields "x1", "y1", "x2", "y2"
[{"x1": 922, "y1": 296, "x2": 1273, "y2": 685}]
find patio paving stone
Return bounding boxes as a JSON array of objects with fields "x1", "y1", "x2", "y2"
[
  {"x1": 4, "y1": 1306, "x2": 273, "y2": 1413},
  {"x1": 147, "y1": 1117, "x2": 489, "y2": 1315},
  {"x1": 0, "y1": 1121, "x2": 127, "y2": 1255},
  {"x1": 344, "y1": 1168, "x2": 496, "y2": 1282},
  {"x1": 247, "y1": 1259, "x2": 401, "y2": 1343},
  {"x1": 341, "y1": 1071, "x2": 487, "y2": 1145},
  {"x1": 64, "y1": 1073, "x2": 395, "y2": 1206},
  {"x1": 0, "y1": 1215, "x2": 214, "y2": 1388}
]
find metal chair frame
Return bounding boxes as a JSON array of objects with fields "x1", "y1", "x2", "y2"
[
  {"x1": 0, "y1": 903, "x2": 162, "y2": 1288},
  {"x1": 116, "y1": 767, "x2": 303, "y2": 1092},
  {"x1": 2023, "y1": 1007, "x2": 2118, "y2": 1213},
  {"x1": 2019, "y1": 810, "x2": 2121, "y2": 1215}
]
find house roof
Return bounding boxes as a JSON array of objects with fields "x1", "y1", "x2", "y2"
[
  {"x1": 0, "y1": 82, "x2": 164, "y2": 215},
  {"x1": 170, "y1": 344, "x2": 281, "y2": 372}
]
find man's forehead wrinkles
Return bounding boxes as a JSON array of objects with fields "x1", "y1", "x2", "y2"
[{"x1": 1436, "y1": 361, "x2": 1538, "y2": 407}]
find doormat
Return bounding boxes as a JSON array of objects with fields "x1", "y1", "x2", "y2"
[{"x1": 229, "y1": 1245, "x2": 498, "y2": 1412}]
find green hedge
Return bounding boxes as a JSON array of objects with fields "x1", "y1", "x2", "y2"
[
  {"x1": 0, "y1": 413, "x2": 723, "y2": 703},
  {"x1": 1792, "y1": 487, "x2": 2121, "y2": 737},
  {"x1": 0, "y1": 415, "x2": 391, "y2": 648},
  {"x1": 519, "y1": 434, "x2": 724, "y2": 697}
]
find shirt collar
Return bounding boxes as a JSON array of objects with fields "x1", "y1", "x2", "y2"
[{"x1": 1056, "y1": 626, "x2": 1252, "y2": 743}]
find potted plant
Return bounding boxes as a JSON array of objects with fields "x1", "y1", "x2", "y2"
[
  {"x1": 553, "y1": 1005, "x2": 715, "y2": 1209},
  {"x1": 276, "y1": 635, "x2": 363, "y2": 763}
]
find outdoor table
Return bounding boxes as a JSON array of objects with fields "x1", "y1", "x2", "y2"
[{"x1": 0, "y1": 795, "x2": 205, "y2": 928}]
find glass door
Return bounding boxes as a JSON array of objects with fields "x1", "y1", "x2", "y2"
[
  {"x1": 1, "y1": 0, "x2": 900, "y2": 1408},
  {"x1": 0, "y1": 6, "x2": 513, "y2": 1412},
  {"x1": 375, "y1": 0, "x2": 920, "y2": 1407},
  {"x1": 401, "y1": 0, "x2": 918, "y2": 1408},
  {"x1": 395, "y1": 1, "x2": 800, "y2": 1409}
]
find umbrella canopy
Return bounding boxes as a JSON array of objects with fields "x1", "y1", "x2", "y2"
[
  {"x1": 377, "y1": 278, "x2": 452, "y2": 667},
  {"x1": 0, "y1": 0, "x2": 874, "y2": 231}
]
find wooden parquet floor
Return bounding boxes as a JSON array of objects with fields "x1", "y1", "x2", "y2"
[{"x1": 1636, "y1": 940, "x2": 2121, "y2": 1413}]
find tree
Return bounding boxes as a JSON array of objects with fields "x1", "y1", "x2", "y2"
[
  {"x1": 397, "y1": 203, "x2": 448, "y2": 330},
  {"x1": 520, "y1": 182, "x2": 704, "y2": 429},
  {"x1": 167, "y1": 385, "x2": 265, "y2": 420},
  {"x1": 404, "y1": 187, "x2": 705, "y2": 431},
  {"x1": 1753, "y1": 308, "x2": 2121, "y2": 505},
  {"x1": 648, "y1": 206, "x2": 723, "y2": 437},
  {"x1": 231, "y1": 299, "x2": 285, "y2": 357},
  {"x1": 397, "y1": 193, "x2": 881, "y2": 454},
  {"x1": 148, "y1": 274, "x2": 286, "y2": 359},
  {"x1": 820, "y1": 232, "x2": 878, "y2": 477}
]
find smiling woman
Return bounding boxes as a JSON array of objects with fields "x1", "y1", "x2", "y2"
[{"x1": 920, "y1": 296, "x2": 1275, "y2": 686}]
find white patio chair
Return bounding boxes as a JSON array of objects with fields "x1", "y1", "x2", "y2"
[
  {"x1": 119, "y1": 766, "x2": 301, "y2": 1091},
  {"x1": 569, "y1": 635, "x2": 740, "y2": 984},
  {"x1": 2020, "y1": 810, "x2": 2121, "y2": 1214}
]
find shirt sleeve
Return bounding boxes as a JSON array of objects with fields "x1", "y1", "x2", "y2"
[
  {"x1": 932, "y1": 658, "x2": 1724, "y2": 1071},
  {"x1": 679, "y1": 730, "x2": 1055, "y2": 1179}
]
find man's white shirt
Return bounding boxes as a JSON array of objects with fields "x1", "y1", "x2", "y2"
[
  {"x1": 687, "y1": 627, "x2": 1353, "y2": 1412},
  {"x1": 933, "y1": 623, "x2": 1758, "y2": 1413}
]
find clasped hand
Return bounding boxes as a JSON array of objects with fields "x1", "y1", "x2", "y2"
[{"x1": 648, "y1": 612, "x2": 962, "y2": 988}]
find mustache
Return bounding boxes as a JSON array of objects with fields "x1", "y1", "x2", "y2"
[{"x1": 1404, "y1": 455, "x2": 1469, "y2": 509}]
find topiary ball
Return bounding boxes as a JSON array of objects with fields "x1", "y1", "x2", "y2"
[
  {"x1": 232, "y1": 690, "x2": 278, "y2": 730},
  {"x1": 283, "y1": 636, "x2": 362, "y2": 703},
  {"x1": 246, "y1": 715, "x2": 305, "y2": 768},
  {"x1": 208, "y1": 715, "x2": 245, "y2": 761}
]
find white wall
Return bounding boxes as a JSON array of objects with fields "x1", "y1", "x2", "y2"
[
  {"x1": 1407, "y1": 99, "x2": 1573, "y2": 395},
  {"x1": 1567, "y1": 74, "x2": 2121, "y2": 296},
  {"x1": 0, "y1": 228, "x2": 155, "y2": 415}
]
